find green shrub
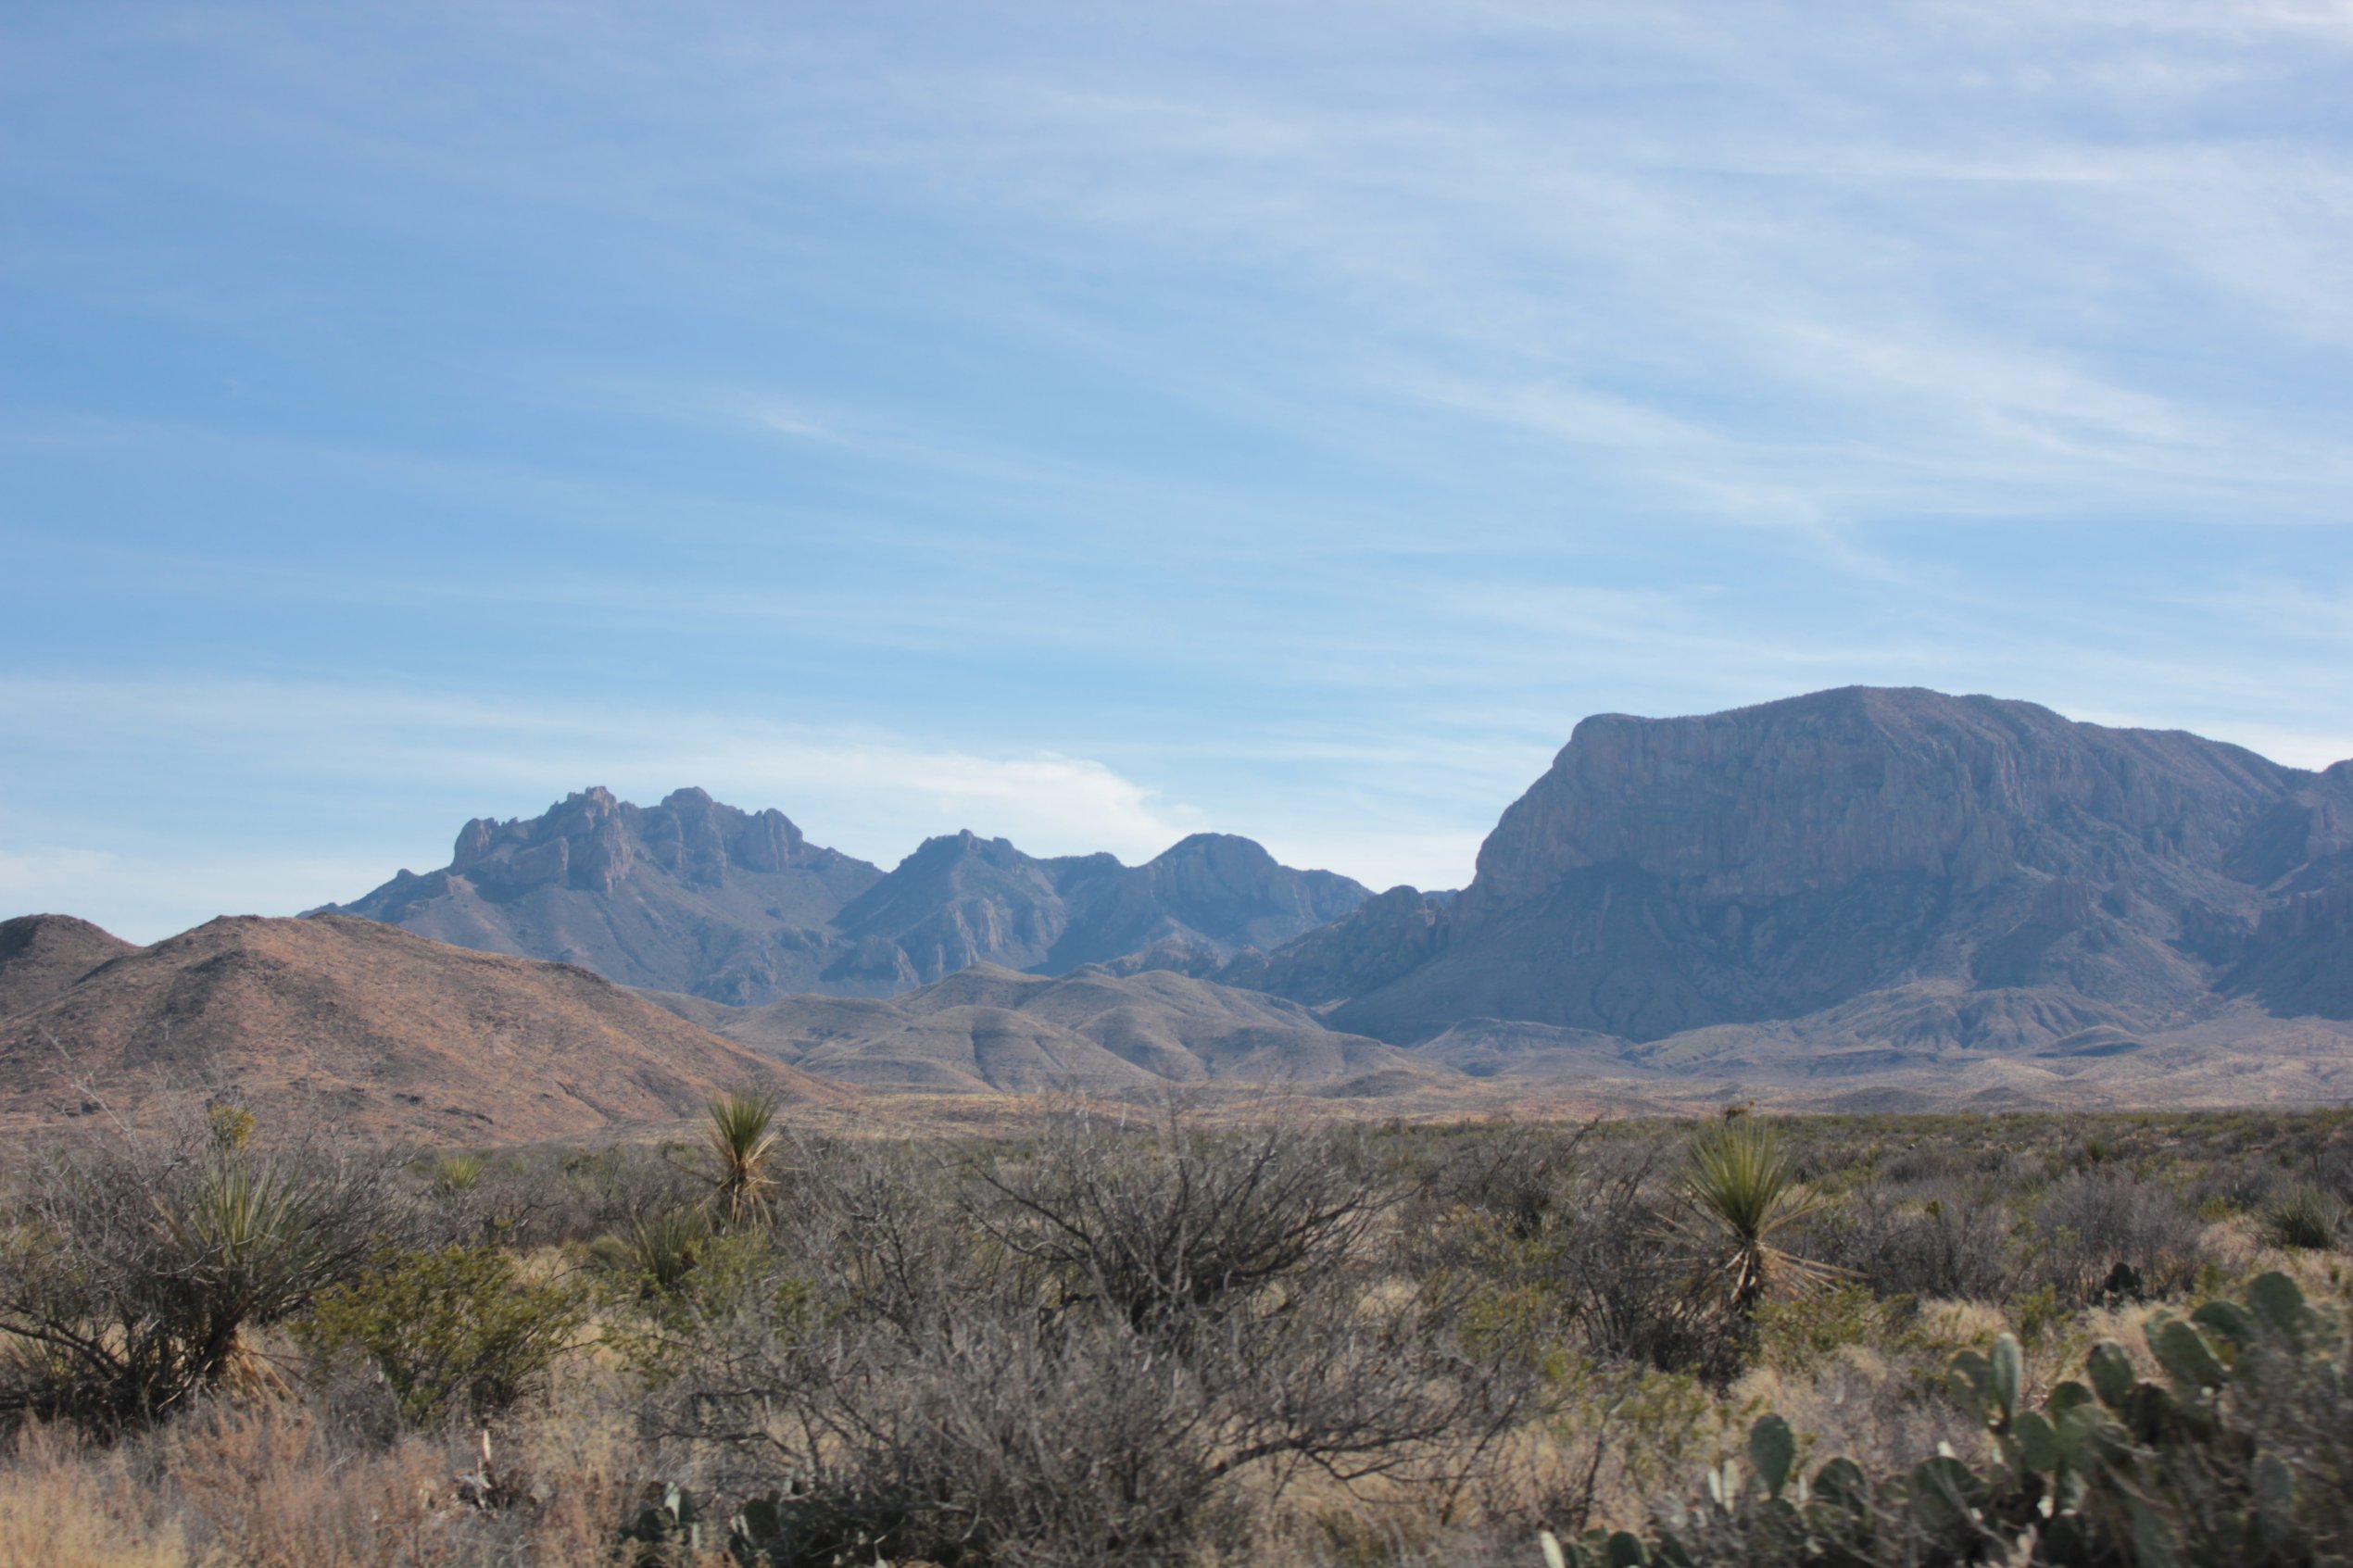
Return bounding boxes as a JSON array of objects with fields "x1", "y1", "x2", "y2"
[
  {"x1": 296, "y1": 1244, "x2": 584, "y2": 1426},
  {"x1": 1676, "y1": 1118, "x2": 1841, "y2": 1316},
  {"x1": 1752, "y1": 1284, "x2": 1887, "y2": 1374}
]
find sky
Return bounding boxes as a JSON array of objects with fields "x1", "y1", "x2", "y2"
[{"x1": 4, "y1": 1, "x2": 2352, "y2": 943}]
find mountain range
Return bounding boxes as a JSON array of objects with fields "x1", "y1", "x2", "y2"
[
  {"x1": 7, "y1": 685, "x2": 2351, "y2": 1137},
  {"x1": 318, "y1": 788, "x2": 1370, "y2": 1005}
]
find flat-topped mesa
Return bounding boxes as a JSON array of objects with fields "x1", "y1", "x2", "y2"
[
  {"x1": 1463, "y1": 687, "x2": 2296, "y2": 917},
  {"x1": 1242, "y1": 686, "x2": 2348, "y2": 1046}
]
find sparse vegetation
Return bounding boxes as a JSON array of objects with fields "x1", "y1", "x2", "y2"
[{"x1": 1, "y1": 1100, "x2": 2349, "y2": 1565}]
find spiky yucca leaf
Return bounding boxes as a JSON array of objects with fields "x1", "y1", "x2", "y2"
[
  {"x1": 1678, "y1": 1117, "x2": 1844, "y2": 1313},
  {"x1": 704, "y1": 1091, "x2": 782, "y2": 1224},
  {"x1": 2263, "y1": 1185, "x2": 2344, "y2": 1251},
  {"x1": 595, "y1": 1206, "x2": 711, "y2": 1293},
  {"x1": 145, "y1": 1150, "x2": 350, "y2": 1401},
  {"x1": 430, "y1": 1151, "x2": 487, "y2": 1195}
]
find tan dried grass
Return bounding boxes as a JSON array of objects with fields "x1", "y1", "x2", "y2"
[{"x1": 0, "y1": 1426, "x2": 192, "y2": 1568}]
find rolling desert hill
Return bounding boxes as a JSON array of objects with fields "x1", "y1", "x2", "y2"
[
  {"x1": 672, "y1": 962, "x2": 1428, "y2": 1096},
  {"x1": 0, "y1": 913, "x2": 837, "y2": 1142},
  {"x1": 0, "y1": 913, "x2": 140, "y2": 1021},
  {"x1": 320, "y1": 788, "x2": 1368, "y2": 1005},
  {"x1": 1235, "y1": 686, "x2": 2353, "y2": 1055}
]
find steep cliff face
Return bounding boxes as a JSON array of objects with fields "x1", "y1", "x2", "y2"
[
  {"x1": 2225, "y1": 762, "x2": 2353, "y2": 1019},
  {"x1": 322, "y1": 795, "x2": 1371, "y2": 1004},
  {"x1": 1241, "y1": 688, "x2": 2344, "y2": 1046}
]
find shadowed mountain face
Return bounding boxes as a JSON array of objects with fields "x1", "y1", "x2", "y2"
[
  {"x1": 321, "y1": 791, "x2": 1370, "y2": 1005},
  {"x1": 0, "y1": 915, "x2": 835, "y2": 1142},
  {"x1": 1234, "y1": 687, "x2": 2353, "y2": 1045}
]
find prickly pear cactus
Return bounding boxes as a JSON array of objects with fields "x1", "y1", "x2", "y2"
[{"x1": 1538, "y1": 1272, "x2": 2348, "y2": 1568}]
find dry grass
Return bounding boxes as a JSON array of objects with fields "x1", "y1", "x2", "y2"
[{"x1": 0, "y1": 1427, "x2": 191, "y2": 1568}]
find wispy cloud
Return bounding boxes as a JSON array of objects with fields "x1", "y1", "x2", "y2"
[{"x1": 4, "y1": 0, "x2": 2350, "y2": 935}]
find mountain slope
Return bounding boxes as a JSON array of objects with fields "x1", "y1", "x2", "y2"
[
  {"x1": 689, "y1": 962, "x2": 1421, "y2": 1094},
  {"x1": 0, "y1": 914, "x2": 140, "y2": 1021},
  {"x1": 0, "y1": 914, "x2": 836, "y2": 1141},
  {"x1": 323, "y1": 794, "x2": 1370, "y2": 1005},
  {"x1": 1239, "y1": 687, "x2": 2349, "y2": 1047}
]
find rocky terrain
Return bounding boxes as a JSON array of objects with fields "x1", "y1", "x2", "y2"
[
  {"x1": 659, "y1": 962, "x2": 1428, "y2": 1095},
  {"x1": 320, "y1": 788, "x2": 1368, "y2": 1004},
  {"x1": 1235, "y1": 686, "x2": 2353, "y2": 1053},
  {"x1": 0, "y1": 913, "x2": 835, "y2": 1141}
]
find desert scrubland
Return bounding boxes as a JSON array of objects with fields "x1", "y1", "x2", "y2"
[{"x1": 3, "y1": 1095, "x2": 2349, "y2": 1567}]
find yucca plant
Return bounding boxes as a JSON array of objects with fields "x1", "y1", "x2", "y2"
[
  {"x1": 703, "y1": 1091, "x2": 782, "y2": 1224},
  {"x1": 2262, "y1": 1184, "x2": 2345, "y2": 1251},
  {"x1": 429, "y1": 1150, "x2": 488, "y2": 1196},
  {"x1": 0, "y1": 1109, "x2": 400, "y2": 1432},
  {"x1": 594, "y1": 1205, "x2": 711, "y2": 1294},
  {"x1": 1677, "y1": 1116, "x2": 1842, "y2": 1315},
  {"x1": 144, "y1": 1148, "x2": 353, "y2": 1402}
]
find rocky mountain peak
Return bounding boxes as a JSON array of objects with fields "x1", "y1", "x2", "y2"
[{"x1": 321, "y1": 794, "x2": 1369, "y2": 1005}]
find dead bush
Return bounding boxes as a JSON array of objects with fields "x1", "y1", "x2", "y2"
[
  {"x1": 964, "y1": 1107, "x2": 1391, "y2": 1336},
  {"x1": 631, "y1": 1111, "x2": 1521, "y2": 1566},
  {"x1": 2026, "y1": 1168, "x2": 2210, "y2": 1300},
  {"x1": 1808, "y1": 1185, "x2": 2020, "y2": 1302}
]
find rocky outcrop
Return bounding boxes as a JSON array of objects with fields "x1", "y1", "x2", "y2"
[
  {"x1": 2232, "y1": 884, "x2": 2353, "y2": 1020},
  {"x1": 321, "y1": 794, "x2": 1370, "y2": 1005},
  {"x1": 1239, "y1": 687, "x2": 2351, "y2": 1046}
]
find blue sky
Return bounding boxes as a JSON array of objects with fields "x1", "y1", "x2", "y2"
[{"x1": 5, "y1": 1, "x2": 2351, "y2": 942}]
